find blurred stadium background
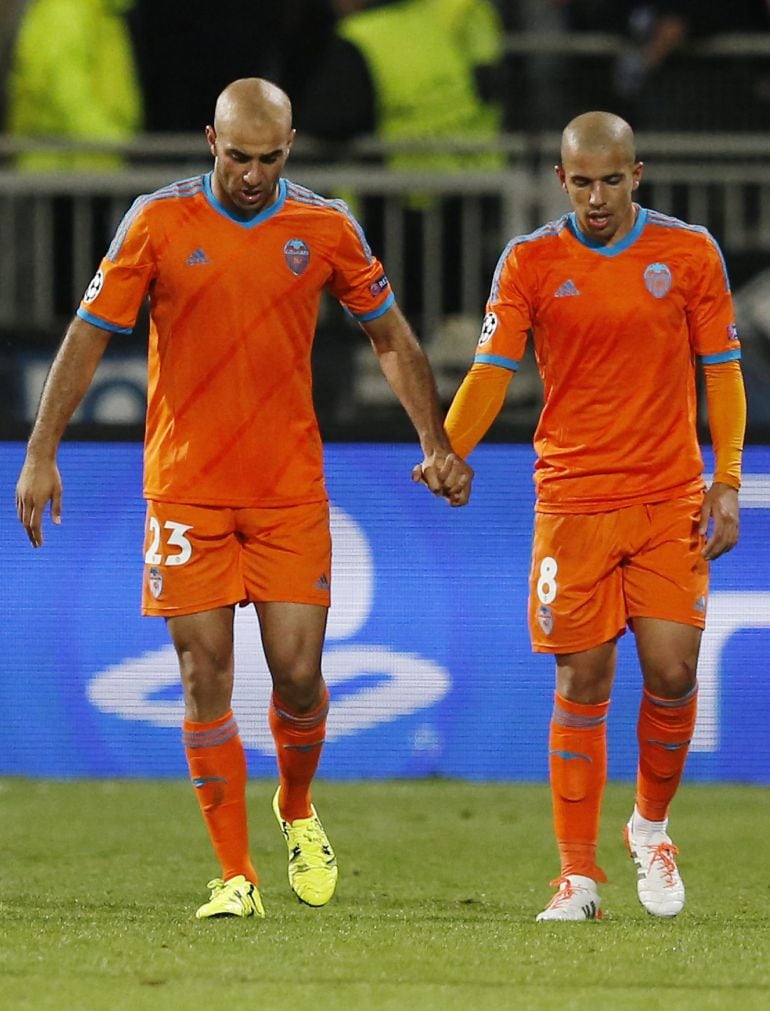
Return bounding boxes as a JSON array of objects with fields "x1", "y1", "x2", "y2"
[{"x1": 1, "y1": 9, "x2": 769, "y2": 786}]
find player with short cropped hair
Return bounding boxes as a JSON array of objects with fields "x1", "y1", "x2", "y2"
[
  {"x1": 16, "y1": 77, "x2": 473, "y2": 920},
  {"x1": 437, "y1": 110, "x2": 745, "y2": 921}
]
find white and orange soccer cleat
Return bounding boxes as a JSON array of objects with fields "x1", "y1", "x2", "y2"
[
  {"x1": 625, "y1": 808, "x2": 685, "y2": 917},
  {"x1": 535, "y1": 874, "x2": 603, "y2": 922}
]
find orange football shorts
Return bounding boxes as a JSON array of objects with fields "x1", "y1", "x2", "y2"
[
  {"x1": 528, "y1": 494, "x2": 709, "y2": 654},
  {"x1": 141, "y1": 498, "x2": 332, "y2": 617}
]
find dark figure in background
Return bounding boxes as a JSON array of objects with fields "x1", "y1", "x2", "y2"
[
  {"x1": 296, "y1": 0, "x2": 504, "y2": 148},
  {"x1": 613, "y1": 0, "x2": 770, "y2": 129},
  {"x1": 129, "y1": 0, "x2": 337, "y2": 134}
]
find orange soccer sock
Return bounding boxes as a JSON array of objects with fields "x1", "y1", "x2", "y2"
[
  {"x1": 548, "y1": 692, "x2": 609, "y2": 882},
  {"x1": 183, "y1": 710, "x2": 258, "y2": 884},
  {"x1": 636, "y1": 683, "x2": 698, "y2": 822},
  {"x1": 269, "y1": 686, "x2": 329, "y2": 823}
]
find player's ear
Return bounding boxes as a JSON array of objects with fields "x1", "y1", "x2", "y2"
[
  {"x1": 555, "y1": 165, "x2": 567, "y2": 191},
  {"x1": 205, "y1": 125, "x2": 217, "y2": 156},
  {"x1": 632, "y1": 160, "x2": 644, "y2": 190}
]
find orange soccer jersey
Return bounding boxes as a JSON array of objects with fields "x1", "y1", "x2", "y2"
[
  {"x1": 474, "y1": 207, "x2": 741, "y2": 512},
  {"x1": 78, "y1": 174, "x2": 394, "y2": 506}
]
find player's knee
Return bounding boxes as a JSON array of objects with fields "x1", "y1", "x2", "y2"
[
  {"x1": 178, "y1": 647, "x2": 234, "y2": 711},
  {"x1": 271, "y1": 666, "x2": 325, "y2": 712},
  {"x1": 556, "y1": 672, "x2": 613, "y2": 706},
  {"x1": 643, "y1": 659, "x2": 697, "y2": 699}
]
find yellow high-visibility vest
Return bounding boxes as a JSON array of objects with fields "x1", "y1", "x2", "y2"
[
  {"x1": 338, "y1": 0, "x2": 503, "y2": 173},
  {"x1": 7, "y1": 0, "x2": 142, "y2": 171}
]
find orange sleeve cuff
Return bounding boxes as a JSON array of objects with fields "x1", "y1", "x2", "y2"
[
  {"x1": 703, "y1": 360, "x2": 746, "y2": 489},
  {"x1": 445, "y1": 362, "x2": 513, "y2": 458}
]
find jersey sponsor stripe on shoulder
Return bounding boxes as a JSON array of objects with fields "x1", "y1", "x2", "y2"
[
  {"x1": 646, "y1": 210, "x2": 731, "y2": 291},
  {"x1": 107, "y1": 176, "x2": 205, "y2": 261},
  {"x1": 489, "y1": 216, "x2": 569, "y2": 302},
  {"x1": 286, "y1": 181, "x2": 374, "y2": 262},
  {"x1": 285, "y1": 180, "x2": 327, "y2": 206}
]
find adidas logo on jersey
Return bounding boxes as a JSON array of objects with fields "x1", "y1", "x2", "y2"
[
  {"x1": 554, "y1": 279, "x2": 580, "y2": 298},
  {"x1": 186, "y1": 248, "x2": 210, "y2": 265}
]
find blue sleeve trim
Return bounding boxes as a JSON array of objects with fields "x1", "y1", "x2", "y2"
[
  {"x1": 474, "y1": 352, "x2": 519, "y2": 371},
  {"x1": 354, "y1": 291, "x2": 395, "y2": 322},
  {"x1": 699, "y1": 349, "x2": 742, "y2": 365},
  {"x1": 76, "y1": 308, "x2": 134, "y2": 335}
]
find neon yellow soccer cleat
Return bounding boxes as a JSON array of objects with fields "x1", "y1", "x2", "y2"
[
  {"x1": 272, "y1": 787, "x2": 338, "y2": 906},
  {"x1": 195, "y1": 874, "x2": 265, "y2": 919}
]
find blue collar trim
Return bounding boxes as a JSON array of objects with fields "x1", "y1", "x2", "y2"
[
  {"x1": 204, "y1": 173, "x2": 287, "y2": 226},
  {"x1": 568, "y1": 205, "x2": 648, "y2": 256}
]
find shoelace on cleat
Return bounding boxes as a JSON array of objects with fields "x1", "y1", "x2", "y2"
[
  {"x1": 204, "y1": 877, "x2": 254, "y2": 907},
  {"x1": 545, "y1": 876, "x2": 575, "y2": 907},
  {"x1": 648, "y1": 842, "x2": 680, "y2": 884}
]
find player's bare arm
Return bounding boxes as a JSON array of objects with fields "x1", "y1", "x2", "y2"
[
  {"x1": 700, "y1": 482, "x2": 739, "y2": 561},
  {"x1": 361, "y1": 305, "x2": 473, "y2": 506},
  {"x1": 16, "y1": 317, "x2": 111, "y2": 547}
]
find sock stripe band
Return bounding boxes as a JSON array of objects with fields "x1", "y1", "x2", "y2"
[
  {"x1": 644, "y1": 683, "x2": 698, "y2": 709},
  {"x1": 270, "y1": 698, "x2": 329, "y2": 730},
  {"x1": 183, "y1": 716, "x2": 239, "y2": 749},
  {"x1": 552, "y1": 704, "x2": 607, "y2": 730}
]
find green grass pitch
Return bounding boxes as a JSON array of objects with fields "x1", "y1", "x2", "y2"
[{"x1": 1, "y1": 779, "x2": 768, "y2": 1011}]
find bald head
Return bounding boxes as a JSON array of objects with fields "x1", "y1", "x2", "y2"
[
  {"x1": 214, "y1": 78, "x2": 293, "y2": 134},
  {"x1": 561, "y1": 111, "x2": 635, "y2": 166},
  {"x1": 206, "y1": 79, "x2": 295, "y2": 219},
  {"x1": 555, "y1": 110, "x2": 642, "y2": 246}
]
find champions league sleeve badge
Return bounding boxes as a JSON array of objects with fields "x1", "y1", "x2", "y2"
[
  {"x1": 284, "y1": 238, "x2": 310, "y2": 276},
  {"x1": 644, "y1": 262, "x2": 673, "y2": 299},
  {"x1": 478, "y1": 311, "x2": 498, "y2": 346},
  {"x1": 83, "y1": 268, "x2": 104, "y2": 303}
]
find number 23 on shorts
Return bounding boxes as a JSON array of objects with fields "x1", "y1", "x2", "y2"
[{"x1": 144, "y1": 516, "x2": 193, "y2": 567}]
